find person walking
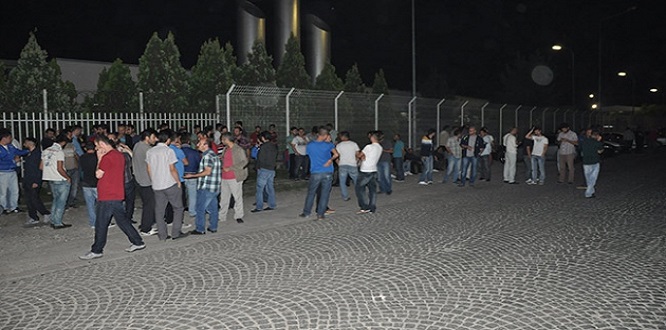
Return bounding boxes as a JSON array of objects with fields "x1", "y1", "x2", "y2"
[
  {"x1": 218, "y1": 132, "x2": 249, "y2": 223},
  {"x1": 502, "y1": 127, "x2": 519, "y2": 184},
  {"x1": 184, "y1": 138, "x2": 221, "y2": 235},
  {"x1": 556, "y1": 123, "x2": 578, "y2": 184},
  {"x1": 355, "y1": 131, "x2": 382, "y2": 214},
  {"x1": 41, "y1": 135, "x2": 72, "y2": 228},
  {"x1": 133, "y1": 129, "x2": 158, "y2": 236},
  {"x1": 79, "y1": 142, "x2": 98, "y2": 228},
  {"x1": 0, "y1": 130, "x2": 28, "y2": 214},
  {"x1": 377, "y1": 132, "x2": 394, "y2": 194},
  {"x1": 251, "y1": 131, "x2": 278, "y2": 212},
  {"x1": 79, "y1": 135, "x2": 145, "y2": 260},
  {"x1": 392, "y1": 134, "x2": 405, "y2": 182},
  {"x1": 418, "y1": 129, "x2": 436, "y2": 185},
  {"x1": 335, "y1": 131, "x2": 360, "y2": 201},
  {"x1": 459, "y1": 126, "x2": 486, "y2": 187},
  {"x1": 442, "y1": 128, "x2": 462, "y2": 184},
  {"x1": 581, "y1": 130, "x2": 605, "y2": 198},
  {"x1": 525, "y1": 127, "x2": 549, "y2": 185},
  {"x1": 299, "y1": 127, "x2": 338, "y2": 220},
  {"x1": 21, "y1": 137, "x2": 50, "y2": 226}
]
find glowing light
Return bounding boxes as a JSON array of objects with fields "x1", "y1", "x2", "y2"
[
  {"x1": 591, "y1": 104, "x2": 598, "y2": 109},
  {"x1": 617, "y1": 71, "x2": 627, "y2": 77},
  {"x1": 551, "y1": 45, "x2": 563, "y2": 51},
  {"x1": 650, "y1": 88, "x2": 658, "y2": 93},
  {"x1": 588, "y1": 94, "x2": 594, "y2": 99}
]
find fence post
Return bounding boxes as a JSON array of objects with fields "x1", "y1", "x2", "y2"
[
  {"x1": 436, "y1": 98, "x2": 445, "y2": 145},
  {"x1": 42, "y1": 89, "x2": 48, "y2": 131},
  {"x1": 552, "y1": 108, "x2": 560, "y2": 133},
  {"x1": 374, "y1": 93, "x2": 384, "y2": 130},
  {"x1": 460, "y1": 100, "x2": 469, "y2": 127},
  {"x1": 529, "y1": 106, "x2": 537, "y2": 127},
  {"x1": 498, "y1": 104, "x2": 507, "y2": 137},
  {"x1": 514, "y1": 105, "x2": 522, "y2": 128},
  {"x1": 225, "y1": 84, "x2": 236, "y2": 129},
  {"x1": 408, "y1": 97, "x2": 416, "y2": 149},
  {"x1": 138, "y1": 91, "x2": 145, "y2": 131},
  {"x1": 285, "y1": 88, "x2": 295, "y2": 137},
  {"x1": 215, "y1": 94, "x2": 221, "y2": 124},
  {"x1": 336, "y1": 91, "x2": 344, "y2": 131},
  {"x1": 480, "y1": 102, "x2": 489, "y2": 127}
]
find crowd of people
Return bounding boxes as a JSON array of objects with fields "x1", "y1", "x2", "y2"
[{"x1": 0, "y1": 119, "x2": 614, "y2": 259}]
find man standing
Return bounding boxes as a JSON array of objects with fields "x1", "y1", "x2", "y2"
[
  {"x1": 443, "y1": 129, "x2": 462, "y2": 184},
  {"x1": 62, "y1": 128, "x2": 80, "y2": 209},
  {"x1": 21, "y1": 137, "x2": 50, "y2": 226},
  {"x1": 79, "y1": 135, "x2": 145, "y2": 260},
  {"x1": 377, "y1": 132, "x2": 394, "y2": 195},
  {"x1": 418, "y1": 129, "x2": 436, "y2": 185},
  {"x1": 218, "y1": 132, "x2": 249, "y2": 223},
  {"x1": 581, "y1": 130, "x2": 605, "y2": 198},
  {"x1": 0, "y1": 130, "x2": 28, "y2": 214},
  {"x1": 41, "y1": 135, "x2": 72, "y2": 228},
  {"x1": 392, "y1": 134, "x2": 405, "y2": 182},
  {"x1": 184, "y1": 138, "x2": 221, "y2": 235},
  {"x1": 181, "y1": 134, "x2": 201, "y2": 219},
  {"x1": 133, "y1": 129, "x2": 158, "y2": 236},
  {"x1": 146, "y1": 130, "x2": 188, "y2": 240},
  {"x1": 299, "y1": 128, "x2": 338, "y2": 220},
  {"x1": 478, "y1": 127, "x2": 494, "y2": 182},
  {"x1": 80, "y1": 142, "x2": 98, "y2": 228},
  {"x1": 557, "y1": 123, "x2": 578, "y2": 184},
  {"x1": 286, "y1": 127, "x2": 298, "y2": 179},
  {"x1": 335, "y1": 131, "x2": 360, "y2": 201},
  {"x1": 291, "y1": 128, "x2": 308, "y2": 181},
  {"x1": 459, "y1": 126, "x2": 485, "y2": 187},
  {"x1": 523, "y1": 134, "x2": 534, "y2": 183},
  {"x1": 525, "y1": 127, "x2": 549, "y2": 185},
  {"x1": 502, "y1": 127, "x2": 519, "y2": 184},
  {"x1": 251, "y1": 131, "x2": 278, "y2": 212},
  {"x1": 355, "y1": 131, "x2": 382, "y2": 214}
]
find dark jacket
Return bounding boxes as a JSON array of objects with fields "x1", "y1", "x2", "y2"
[
  {"x1": 22, "y1": 148, "x2": 42, "y2": 186},
  {"x1": 256, "y1": 142, "x2": 278, "y2": 171},
  {"x1": 460, "y1": 134, "x2": 486, "y2": 157}
]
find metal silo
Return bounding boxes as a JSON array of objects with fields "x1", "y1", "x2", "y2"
[
  {"x1": 304, "y1": 14, "x2": 331, "y2": 84},
  {"x1": 274, "y1": 0, "x2": 300, "y2": 66},
  {"x1": 237, "y1": 1, "x2": 266, "y2": 65}
]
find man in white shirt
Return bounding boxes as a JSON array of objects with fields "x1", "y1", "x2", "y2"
[
  {"x1": 290, "y1": 128, "x2": 308, "y2": 180},
  {"x1": 502, "y1": 127, "x2": 519, "y2": 184},
  {"x1": 525, "y1": 127, "x2": 549, "y2": 185},
  {"x1": 478, "y1": 127, "x2": 494, "y2": 182},
  {"x1": 335, "y1": 131, "x2": 360, "y2": 201},
  {"x1": 41, "y1": 135, "x2": 72, "y2": 229},
  {"x1": 355, "y1": 131, "x2": 382, "y2": 214},
  {"x1": 556, "y1": 123, "x2": 578, "y2": 184}
]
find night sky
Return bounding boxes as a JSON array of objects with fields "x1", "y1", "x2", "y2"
[{"x1": 1, "y1": 0, "x2": 664, "y2": 106}]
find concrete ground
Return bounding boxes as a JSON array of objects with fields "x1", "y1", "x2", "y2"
[{"x1": 1, "y1": 151, "x2": 665, "y2": 329}]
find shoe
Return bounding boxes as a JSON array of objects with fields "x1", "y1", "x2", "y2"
[
  {"x1": 479, "y1": 177, "x2": 485, "y2": 181},
  {"x1": 325, "y1": 208, "x2": 335, "y2": 215},
  {"x1": 125, "y1": 244, "x2": 146, "y2": 253},
  {"x1": 418, "y1": 181, "x2": 428, "y2": 185},
  {"x1": 206, "y1": 228, "x2": 217, "y2": 233},
  {"x1": 432, "y1": 169, "x2": 440, "y2": 172},
  {"x1": 316, "y1": 216, "x2": 325, "y2": 221},
  {"x1": 586, "y1": 194, "x2": 596, "y2": 198},
  {"x1": 140, "y1": 228, "x2": 158, "y2": 236},
  {"x1": 236, "y1": 218, "x2": 244, "y2": 223},
  {"x1": 525, "y1": 179, "x2": 533, "y2": 184},
  {"x1": 509, "y1": 182, "x2": 519, "y2": 185},
  {"x1": 79, "y1": 251, "x2": 103, "y2": 260},
  {"x1": 250, "y1": 209, "x2": 262, "y2": 213},
  {"x1": 181, "y1": 223, "x2": 192, "y2": 229},
  {"x1": 52, "y1": 223, "x2": 72, "y2": 229},
  {"x1": 190, "y1": 230, "x2": 205, "y2": 235},
  {"x1": 386, "y1": 191, "x2": 392, "y2": 195},
  {"x1": 356, "y1": 209, "x2": 370, "y2": 214},
  {"x1": 390, "y1": 174, "x2": 396, "y2": 179},
  {"x1": 343, "y1": 197, "x2": 351, "y2": 201},
  {"x1": 24, "y1": 218, "x2": 40, "y2": 226},
  {"x1": 405, "y1": 171, "x2": 413, "y2": 176},
  {"x1": 172, "y1": 232, "x2": 190, "y2": 240},
  {"x1": 42, "y1": 214, "x2": 51, "y2": 224},
  {"x1": 264, "y1": 207, "x2": 275, "y2": 211},
  {"x1": 108, "y1": 222, "x2": 116, "y2": 228},
  {"x1": 527, "y1": 181, "x2": 537, "y2": 185},
  {"x1": 427, "y1": 181, "x2": 433, "y2": 185},
  {"x1": 577, "y1": 185, "x2": 587, "y2": 190}
]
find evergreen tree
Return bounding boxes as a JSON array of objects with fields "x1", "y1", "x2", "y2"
[
  {"x1": 189, "y1": 39, "x2": 235, "y2": 112},
  {"x1": 0, "y1": 62, "x2": 7, "y2": 111},
  {"x1": 314, "y1": 61, "x2": 343, "y2": 91},
  {"x1": 276, "y1": 35, "x2": 311, "y2": 89},
  {"x1": 89, "y1": 59, "x2": 136, "y2": 112},
  {"x1": 138, "y1": 32, "x2": 189, "y2": 112},
  {"x1": 8, "y1": 32, "x2": 76, "y2": 112},
  {"x1": 343, "y1": 63, "x2": 366, "y2": 93},
  {"x1": 236, "y1": 41, "x2": 275, "y2": 86},
  {"x1": 371, "y1": 69, "x2": 389, "y2": 95}
]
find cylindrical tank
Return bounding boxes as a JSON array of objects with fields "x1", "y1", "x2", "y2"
[
  {"x1": 237, "y1": 1, "x2": 266, "y2": 65},
  {"x1": 274, "y1": 0, "x2": 300, "y2": 66},
  {"x1": 304, "y1": 14, "x2": 331, "y2": 84}
]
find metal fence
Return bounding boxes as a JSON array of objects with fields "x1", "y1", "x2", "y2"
[{"x1": 1, "y1": 85, "x2": 604, "y2": 148}]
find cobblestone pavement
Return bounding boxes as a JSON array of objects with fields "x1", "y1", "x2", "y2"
[{"x1": 1, "y1": 152, "x2": 665, "y2": 329}]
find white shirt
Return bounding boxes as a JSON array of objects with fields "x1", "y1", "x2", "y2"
[
  {"x1": 146, "y1": 143, "x2": 178, "y2": 190},
  {"x1": 359, "y1": 143, "x2": 382, "y2": 173},
  {"x1": 503, "y1": 133, "x2": 518, "y2": 154},
  {"x1": 480, "y1": 135, "x2": 494, "y2": 156},
  {"x1": 42, "y1": 144, "x2": 67, "y2": 181},
  {"x1": 532, "y1": 136, "x2": 549, "y2": 156},
  {"x1": 336, "y1": 140, "x2": 360, "y2": 167},
  {"x1": 291, "y1": 136, "x2": 307, "y2": 155}
]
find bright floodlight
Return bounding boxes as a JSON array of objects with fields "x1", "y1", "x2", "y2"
[
  {"x1": 650, "y1": 88, "x2": 658, "y2": 93},
  {"x1": 617, "y1": 72, "x2": 627, "y2": 77},
  {"x1": 591, "y1": 104, "x2": 598, "y2": 109},
  {"x1": 552, "y1": 45, "x2": 563, "y2": 51},
  {"x1": 588, "y1": 94, "x2": 594, "y2": 99}
]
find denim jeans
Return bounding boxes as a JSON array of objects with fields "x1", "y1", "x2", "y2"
[
  {"x1": 583, "y1": 163, "x2": 600, "y2": 197},
  {"x1": 0, "y1": 171, "x2": 19, "y2": 212},
  {"x1": 255, "y1": 169, "x2": 276, "y2": 210},
  {"x1": 184, "y1": 178, "x2": 198, "y2": 217},
  {"x1": 355, "y1": 171, "x2": 378, "y2": 212},
  {"x1": 377, "y1": 161, "x2": 392, "y2": 193},
  {"x1": 419, "y1": 156, "x2": 434, "y2": 182},
  {"x1": 195, "y1": 189, "x2": 220, "y2": 232},
  {"x1": 91, "y1": 200, "x2": 144, "y2": 254},
  {"x1": 531, "y1": 155, "x2": 546, "y2": 183},
  {"x1": 82, "y1": 187, "x2": 98, "y2": 227},
  {"x1": 393, "y1": 158, "x2": 404, "y2": 181},
  {"x1": 124, "y1": 179, "x2": 136, "y2": 222},
  {"x1": 443, "y1": 155, "x2": 461, "y2": 183},
  {"x1": 66, "y1": 168, "x2": 80, "y2": 207},
  {"x1": 302, "y1": 172, "x2": 333, "y2": 217},
  {"x1": 460, "y1": 156, "x2": 478, "y2": 185},
  {"x1": 49, "y1": 180, "x2": 71, "y2": 225},
  {"x1": 338, "y1": 165, "x2": 358, "y2": 200}
]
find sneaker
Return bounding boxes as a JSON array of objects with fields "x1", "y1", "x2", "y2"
[
  {"x1": 79, "y1": 251, "x2": 103, "y2": 260},
  {"x1": 298, "y1": 213, "x2": 310, "y2": 218},
  {"x1": 390, "y1": 174, "x2": 396, "y2": 179},
  {"x1": 525, "y1": 179, "x2": 533, "y2": 184},
  {"x1": 190, "y1": 230, "x2": 205, "y2": 235},
  {"x1": 325, "y1": 208, "x2": 336, "y2": 215},
  {"x1": 405, "y1": 171, "x2": 413, "y2": 176},
  {"x1": 52, "y1": 223, "x2": 72, "y2": 229},
  {"x1": 432, "y1": 169, "x2": 440, "y2": 172},
  {"x1": 418, "y1": 181, "x2": 428, "y2": 185},
  {"x1": 316, "y1": 216, "x2": 326, "y2": 221},
  {"x1": 42, "y1": 214, "x2": 51, "y2": 224},
  {"x1": 182, "y1": 223, "x2": 192, "y2": 229},
  {"x1": 427, "y1": 181, "x2": 433, "y2": 185},
  {"x1": 108, "y1": 222, "x2": 116, "y2": 228},
  {"x1": 236, "y1": 218, "x2": 244, "y2": 223},
  {"x1": 356, "y1": 209, "x2": 370, "y2": 214},
  {"x1": 125, "y1": 244, "x2": 146, "y2": 253},
  {"x1": 527, "y1": 181, "x2": 538, "y2": 185},
  {"x1": 24, "y1": 218, "x2": 40, "y2": 226},
  {"x1": 140, "y1": 228, "x2": 158, "y2": 236}
]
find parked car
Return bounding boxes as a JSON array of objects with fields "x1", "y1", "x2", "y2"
[{"x1": 602, "y1": 133, "x2": 632, "y2": 153}]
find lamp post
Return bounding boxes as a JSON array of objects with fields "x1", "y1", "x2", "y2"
[
  {"x1": 552, "y1": 44, "x2": 575, "y2": 107},
  {"x1": 411, "y1": 0, "x2": 416, "y2": 97},
  {"x1": 617, "y1": 71, "x2": 636, "y2": 117}
]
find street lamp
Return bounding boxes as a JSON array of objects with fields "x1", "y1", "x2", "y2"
[
  {"x1": 589, "y1": 93, "x2": 594, "y2": 99},
  {"x1": 649, "y1": 88, "x2": 658, "y2": 93},
  {"x1": 617, "y1": 71, "x2": 636, "y2": 117},
  {"x1": 552, "y1": 44, "x2": 575, "y2": 107}
]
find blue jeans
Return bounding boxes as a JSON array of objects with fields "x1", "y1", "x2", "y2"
[
  {"x1": 82, "y1": 187, "x2": 98, "y2": 227},
  {"x1": 338, "y1": 165, "x2": 358, "y2": 200},
  {"x1": 0, "y1": 171, "x2": 19, "y2": 212},
  {"x1": 460, "y1": 156, "x2": 478, "y2": 185},
  {"x1": 255, "y1": 169, "x2": 276, "y2": 209},
  {"x1": 49, "y1": 180, "x2": 71, "y2": 225},
  {"x1": 419, "y1": 156, "x2": 433, "y2": 182},
  {"x1": 302, "y1": 172, "x2": 333, "y2": 217},
  {"x1": 184, "y1": 178, "x2": 198, "y2": 217},
  {"x1": 393, "y1": 157, "x2": 404, "y2": 181},
  {"x1": 583, "y1": 163, "x2": 600, "y2": 197},
  {"x1": 377, "y1": 161, "x2": 392, "y2": 193},
  {"x1": 195, "y1": 189, "x2": 220, "y2": 232},
  {"x1": 443, "y1": 155, "x2": 461, "y2": 183},
  {"x1": 531, "y1": 155, "x2": 546, "y2": 183},
  {"x1": 66, "y1": 168, "x2": 80, "y2": 207},
  {"x1": 91, "y1": 200, "x2": 143, "y2": 254},
  {"x1": 355, "y1": 171, "x2": 378, "y2": 212}
]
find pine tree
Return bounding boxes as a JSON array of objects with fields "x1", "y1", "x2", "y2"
[
  {"x1": 343, "y1": 63, "x2": 366, "y2": 93},
  {"x1": 189, "y1": 39, "x2": 235, "y2": 112},
  {"x1": 138, "y1": 32, "x2": 189, "y2": 112},
  {"x1": 0, "y1": 62, "x2": 7, "y2": 111},
  {"x1": 89, "y1": 59, "x2": 136, "y2": 112},
  {"x1": 314, "y1": 61, "x2": 343, "y2": 91},
  {"x1": 236, "y1": 41, "x2": 275, "y2": 86},
  {"x1": 371, "y1": 69, "x2": 389, "y2": 95},
  {"x1": 276, "y1": 35, "x2": 311, "y2": 89}
]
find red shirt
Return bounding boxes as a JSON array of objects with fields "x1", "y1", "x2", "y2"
[
  {"x1": 97, "y1": 149, "x2": 125, "y2": 201},
  {"x1": 222, "y1": 148, "x2": 236, "y2": 180}
]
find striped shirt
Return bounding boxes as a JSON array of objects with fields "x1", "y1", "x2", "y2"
[{"x1": 197, "y1": 149, "x2": 222, "y2": 192}]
